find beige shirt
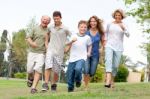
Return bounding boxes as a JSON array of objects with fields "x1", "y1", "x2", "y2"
[
  {"x1": 47, "y1": 24, "x2": 71, "y2": 57},
  {"x1": 26, "y1": 25, "x2": 50, "y2": 53}
]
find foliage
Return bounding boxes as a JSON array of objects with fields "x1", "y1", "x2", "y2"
[
  {"x1": 0, "y1": 30, "x2": 9, "y2": 77},
  {"x1": 0, "y1": 42, "x2": 7, "y2": 52},
  {"x1": 124, "y1": 0, "x2": 150, "y2": 26},
  {"x1": 123, "y1": 0, "x2": 150, "y2": 57},
  {"x1": 14, "y1": 72, "x2": 26, "y2": 79},
  {"x1": 1, "y1": 17, "x2": 38, "y2": 77},
  {"x1": 12, "y1": 29, "x2": 27, "y2": 72},
  {"x1": 0, "y1": 30, "x2": 7, "y2": 52},
  {"x1": 91, "y1": 64, "x2": 105, "y2": 82},
  {"x1": 25, "y1": 16, "x2": 38, "y2": 36},
  {"x1": 120, "y1": 55, "x2": 131, "y2": 65},
  {"x1": 123, "y1": 0, "x2": 150, "y2": 81},
  {"x1": 115, "y1": 65, "x2": 129, "y2": 82},
  {"x1": 141, "y1": 70, "x2": 145, "y2": 82}
]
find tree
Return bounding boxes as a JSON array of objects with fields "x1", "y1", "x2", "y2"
[
  {"x1": 123, "y1": 0, "x2": 150, "y2": 81},
  {"x1": 10, "y1": 17, "x2": 37, "y2": 76},
  {"x1": 0, "y1": 30, "x2": 8, "y2": 76},
  {"x1": 25, "y1": 16, "x2": 38, "y2": 36},
  {"x1": 120, "y1": 55, "x2": 131, "y2": 65},
  {"x1": 12, "y1": 29, "x2": 27, "y2": 72}
]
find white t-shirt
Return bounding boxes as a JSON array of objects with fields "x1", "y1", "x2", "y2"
[
  {"x1": 69, "y1": 33, "x2": 92, "y2": 62},
  {"x1": 105, "y1": 23, "x2": 129, "y2": 51}
]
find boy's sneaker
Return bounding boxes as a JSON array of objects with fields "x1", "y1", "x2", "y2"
[
  {"x1": 42, "y1": 83, "x2": 49, "y2": 91},
  {"x1": 27, "y1": 79, "x2": 33, "y2": 87},
  {"x1": 30, "y1": 88, "x2": 37, "y2": 94},
  {"x1": 51, "y1": 84, "x2": 57, "y2": 92},
  {"x1": 68, "y1": 88, "x2": 74, "y2": 92},
  {"x1": 76, "y1": 82, "x2": 81, "y2": 88}
]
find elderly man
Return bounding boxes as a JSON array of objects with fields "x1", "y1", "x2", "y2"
[{"x1": 26, "y1": 15, "x2": 50, "y2": 94}]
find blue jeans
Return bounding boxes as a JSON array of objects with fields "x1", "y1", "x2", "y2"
[
  {"x1": 83, "y1": 57, "x2": 99, "y2": 77},
  {"x1": 67, "y1": 59, "x2": 85, "y2": 90},
  {"x1": 105, "y1": 47, "x2": 122, "y2": 76}
]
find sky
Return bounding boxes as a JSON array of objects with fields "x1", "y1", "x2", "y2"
[{"x1": 0, "y1": 0, "x2": 147, "y2": 64}]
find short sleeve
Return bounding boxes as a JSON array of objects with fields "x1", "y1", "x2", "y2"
[
  {"x1": 87, "y1": 36, "x2": 92, "y2": 46},
  {"x1": 65, "y1": 33, "x2": 74, "y2": 45},
  {"x1": 48, "y1": 28, "x2": 51, "y2": 33},
  {"x1": 66, "y1": 29, "x2": 72, "y2": 37}
]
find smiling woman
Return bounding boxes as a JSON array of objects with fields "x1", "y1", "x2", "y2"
[
  {"x1": 104, "y1": 9, "x2": 130, "y2": 88},
  {"x1": 0, "y1": 0, "x2": 146, "y2": 76}
]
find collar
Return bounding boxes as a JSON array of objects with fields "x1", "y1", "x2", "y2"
[
  {"x1": 52, "y1": 23, "x2": 64, "y2": 29},
  {"x1": 77, "y1": 33, "x2": 85, "y2": 37},
  {"x1": 39, "y1": 25, "x2": 47, "y2": 29}
]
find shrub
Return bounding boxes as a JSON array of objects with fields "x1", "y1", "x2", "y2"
[
  {"x1": 14, "y1": 72, "x2": 26, "y2": 79},
  {"x1": 141, "y1": 70, "x2": 145, "y2": 82},
  {"x1": 115, "y1": 65, "x2": 129, "y2": 82},
  {"x1": 91, "y1": 64, "x2": 105, "y2": 83}
]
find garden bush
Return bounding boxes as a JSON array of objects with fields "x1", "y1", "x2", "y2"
[
  {"x1": 91, "y1": 64, "x2": 105, "y2": 82},
  {"x1": 14, "y1": 72, "x2": 26, "y2": 79},
  {"x1": 115, "y1": 65, "x2": 129, "y2": 82}
]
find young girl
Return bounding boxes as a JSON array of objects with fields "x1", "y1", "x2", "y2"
[{"x1": 66, "y1": 20, "x2": 92, "y2": 92}]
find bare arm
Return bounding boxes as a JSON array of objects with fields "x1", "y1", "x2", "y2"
[
  {"x1": 101, "y1": 33, "x2": 106, "y2": 47},
  {"x1": 64, "y1": 44, "x2": 72, "y2": 53},
  {"x1": 45, "y1": 32, "x2": 50, "y2": 49},
  {"x1": 87, "y1": 45, "x2": 92, "y2": 57},
  {"x1": 64, "y1": 37, "x2": 77, "y2": 53},
  {"x1": 26, "y1": 37, "x2": 37, "y2": 48}
]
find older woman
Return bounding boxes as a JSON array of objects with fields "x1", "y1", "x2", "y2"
[{"x1": 104, "y1": 9, "x2": 129, "y2": 88}]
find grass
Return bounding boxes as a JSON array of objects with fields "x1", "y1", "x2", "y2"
[{"x1": 0, "y1": 78, "x2": 150, "y2": 99}]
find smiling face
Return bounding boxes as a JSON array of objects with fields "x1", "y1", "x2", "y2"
[
  {"x1": 41, "y1": 16, "x2": 50, "y2": 28},
  {"x1": 114, "y1": 12, "x2": 123, "y2": 22},
  {"x1": 53, "y1": 16, "x2": 62, "y2": 26},
  {"x1": 78, "y1": 23, "x2": 87, "y2": 35},
  {"x1": 90, "y1": 17, "x2": 97, "y2": 29}
]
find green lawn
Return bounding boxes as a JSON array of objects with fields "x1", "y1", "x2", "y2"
[{"x1": 0, "y1": 78, "x2": 150, "y2": 99}]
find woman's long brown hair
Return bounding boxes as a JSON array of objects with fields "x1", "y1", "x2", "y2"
[{"x1": 87, "y1": 15, "x2": 104, "y2": 42}]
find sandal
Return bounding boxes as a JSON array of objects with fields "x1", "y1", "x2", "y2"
[{"x1": 27, "y1": 79, "x2": 33, "y2": 87}]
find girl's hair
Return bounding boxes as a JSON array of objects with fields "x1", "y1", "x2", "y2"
[
  {"x1": 78, "y1": 20, "x2": 87, "y2": 27},
  {"x1": 87, "y1": 15, "x2": 104, "y2": 38},
  {"x1": 112, "y1": 9, "x2": 126, "y2": 19}
]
